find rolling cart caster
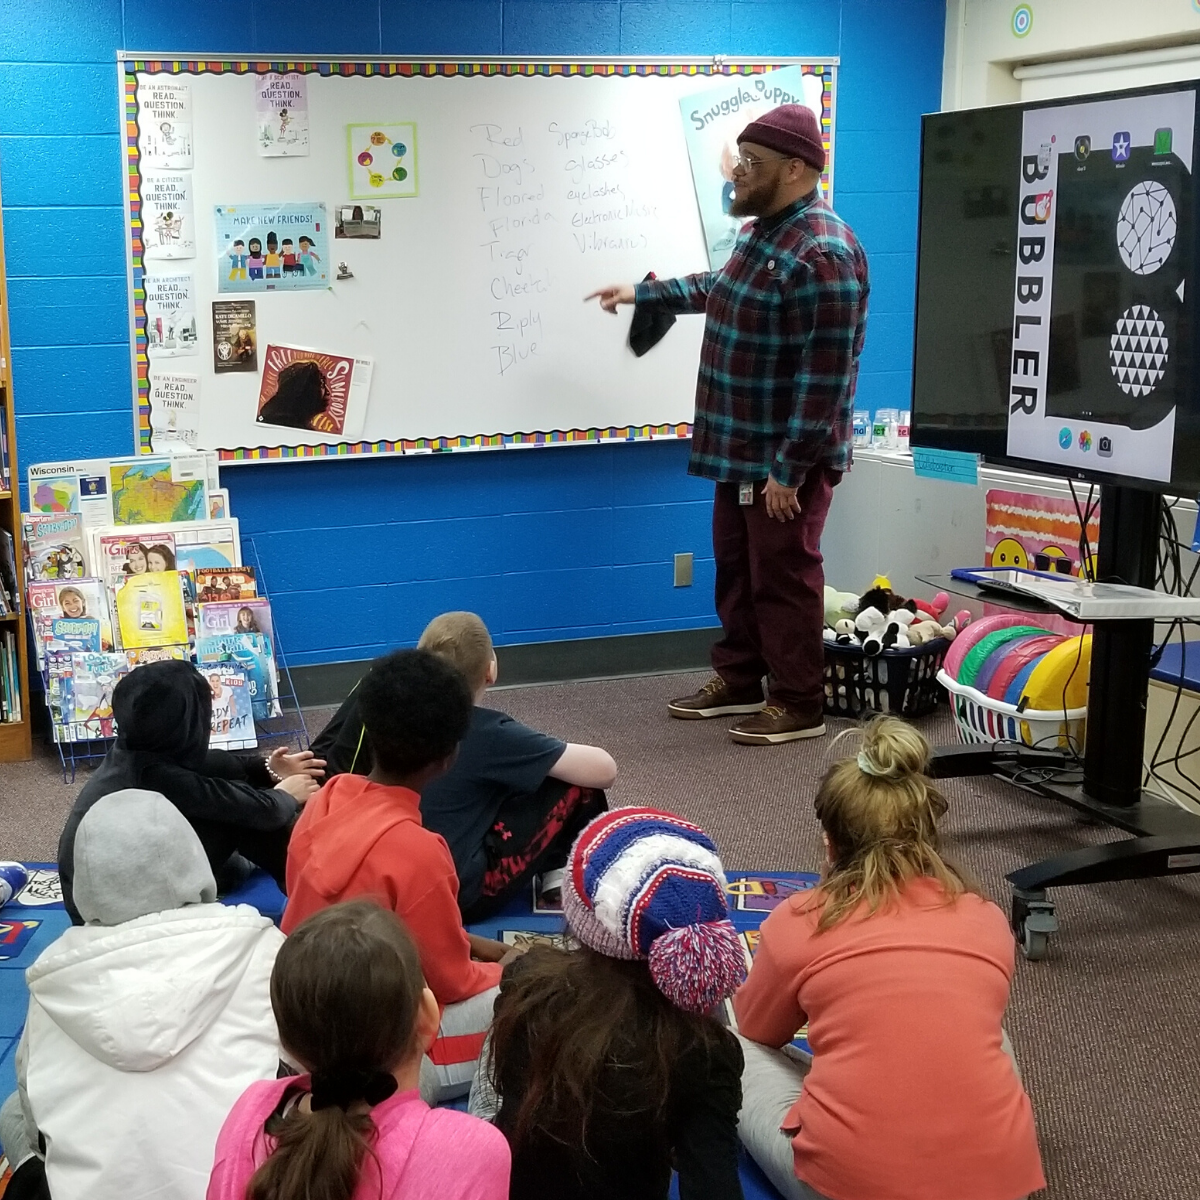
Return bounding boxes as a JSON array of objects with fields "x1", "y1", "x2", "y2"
[{"x1": 1011, "y1": 887, "x2": 1057, "y2": 962}]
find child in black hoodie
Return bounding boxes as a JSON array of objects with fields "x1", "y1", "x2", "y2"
[{"x1": 58, "y1": 660, "x2": 323, "y2": 923}]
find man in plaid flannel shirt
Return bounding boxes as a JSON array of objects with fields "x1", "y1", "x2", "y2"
[{"x1": 590, "y1": 104, "x2": 869, "y2": 744}]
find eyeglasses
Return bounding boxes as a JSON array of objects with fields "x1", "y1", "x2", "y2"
[{"x1": 732, "y1": 151, "x2": 792, "y2": 172}]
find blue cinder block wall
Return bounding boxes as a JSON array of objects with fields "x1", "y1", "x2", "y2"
[{"x1": 0, "y1": 0, "x2": 945, "y2": 668}]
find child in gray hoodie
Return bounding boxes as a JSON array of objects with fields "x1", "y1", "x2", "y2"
[{"x1": 0, "y1": 788, "x2": 283, "y2": 1200}]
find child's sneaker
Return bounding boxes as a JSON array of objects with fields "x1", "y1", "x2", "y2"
[{"x1": 0, "y1": 861, "x2": 29, "y2": 907}]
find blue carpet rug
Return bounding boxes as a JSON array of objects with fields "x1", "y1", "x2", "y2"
[{"x1": 0, "y1": 865, "x2": 818, "y2": 1199}]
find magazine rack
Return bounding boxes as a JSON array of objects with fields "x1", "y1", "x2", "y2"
[{"x1": 35, "y1": 534, "x2": 309, "y2": 782}]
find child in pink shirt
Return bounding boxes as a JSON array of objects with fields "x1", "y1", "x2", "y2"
[
  {"x1": 207, "y1": 900, "x2": 510, "y2": 1200},
  {"x1": 734, "y1": 717, "x2": 1045, "y2": 1200}
]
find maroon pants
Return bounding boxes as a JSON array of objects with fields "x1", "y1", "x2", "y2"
[{"x1": 711, "y1": 467, "x2": 840, "y2": 719}]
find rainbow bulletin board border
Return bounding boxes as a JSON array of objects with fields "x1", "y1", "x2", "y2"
[{"x1": 122, "y1": 58, "x2": 837, "y2": 464}]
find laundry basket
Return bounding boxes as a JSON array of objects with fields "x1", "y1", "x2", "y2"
[
  {"x1": 823, "y1": 639, "x2": 949, "y2": 719},
  {"x1": 937, "y1": 669, "x2": 1086, "y2": 752}
]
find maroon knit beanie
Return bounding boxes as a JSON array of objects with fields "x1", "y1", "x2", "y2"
[{"x1": 737, "y1": 103, "x2": 826, "y2": 171}]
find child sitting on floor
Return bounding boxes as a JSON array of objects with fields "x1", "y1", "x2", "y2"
[
  {"x1": 311, "y1": 611, "x2": 616, "y2": 918},
  {"x1": 471, "y1": 808, "x2": 747, "y2": 1200},
  {"x1": 0, "y1": 789, "x2": 283, "y2": 1200},
  {"x1": 733, "y1": 716, "x2": 1046, "y2": 1200},
  {"x1": 58, "y1": 659, "x2": 322, "y2": 923},
  {"x1": 208, "y1": 900, "x2": 511, "y2": 1200},
  {"x1": 283, "y1": 649, "x2": 511, "y2": 1100}
]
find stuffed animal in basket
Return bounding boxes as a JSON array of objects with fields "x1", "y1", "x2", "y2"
[
  {"x1": 909, "y1": 619, "x2": 957, "y2": 646},
  {"x1": 881, "y1": 608, "x2": 916, "y2": 651},
  {"x1": 824, "y1": 585, "x2": 861, "y2": 628},
  {"x1": 854, "y1": 606, "x2": 888, "y2": 657}
]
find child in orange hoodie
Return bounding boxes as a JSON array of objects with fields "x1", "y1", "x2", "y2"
[{"x1": 283, "y1": 649, "x2": 510, "y2": 1100}]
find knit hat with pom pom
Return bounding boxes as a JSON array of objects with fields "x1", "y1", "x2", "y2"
[{"x1": 562, "y1": 807, "x2": 747, "y2": 1013}]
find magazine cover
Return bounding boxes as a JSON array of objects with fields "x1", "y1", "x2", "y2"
[
  {"x1": 22, "y1": 513, "x2": 88, "y2": 582},
  {"x1": 38, "y1": 617, "x2": 102, "y2": 655},
  {"x1": 45, "y1": 652, "x2": 75, "y2": 740},
  {"x1": 197, "y1": 597, "x2": 274, "y2": 647},
  {"x1": 255, "y1": 345, "x2": 373, "y2": 441},
  {"x1": 198, "y1": 664, "x2": 257, "y2": 750},
  {"x1": 195, "y1": 567, "x2": 257, "y2": 601},
  {"x1": 115, "y1": 571, "x2": 189, "y2": 649},
  {"x1": 195, "y1": 631, "x2": 280, "y2": 720},
  {"x1": 160, "y1": 520, "x2": 241, "y2": 574},
  {"x1": 212, "y1": 300, "x2": 257, "y2": 373},
  {"x1": 93, "y1": 532, "x2": 178, "y2": 589},
  {"x1": 27, "y1": 578, "x2": 114, "y2": 665},
  {"x1": 71, "y1": 652, "x2": 129, "y2": 735},
  {"x1": 92, "y1": 520, "x2": 239, "y2": 582},
  {"x1": 125, "y1": 645, "x2": 189, "y2": 668}
]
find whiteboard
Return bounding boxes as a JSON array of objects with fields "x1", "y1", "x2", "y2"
[{"x1": 121, "y1": 59, "x2": 837, "y2": 463}]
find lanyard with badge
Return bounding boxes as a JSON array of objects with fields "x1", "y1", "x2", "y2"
[{"x1": 739, "y1": 483, "x2": 755, "y2": 506}]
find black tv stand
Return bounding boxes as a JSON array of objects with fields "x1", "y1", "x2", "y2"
[{"x1": 924, "y1": 483, "x2": 1200, "y2": 960}]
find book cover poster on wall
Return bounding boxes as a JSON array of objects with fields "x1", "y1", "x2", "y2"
[
  {"x1": 256, "y1": 344, "x2": 373, "y2": 440},
  {"x1": 138, "y1": 81, "x2": 193, "y2": 170},
  {"x1": 679, "y1": 67, "x2": 827, "y2": 270},
  {"x1": 256, "y1": 73, "x2": 309, "y2": 157},
  {"x1": 142, "y1": 172, "x2": 196, "y2": 260},
  {"x1": 212, "y1": 300, "x2": 257, "y2": 373},
  {"x1": 348, "y1": 124, "x2": 418, "y2": 199},
  {"x1": 1007, "y1": 89, "x2": 1195, "y2": 483},
  {"x1": 215, "y1": 202, "x2": 329, "y2": 291},
  {"x1": 144, "y1": 273, "x2": 197, "y2": 358},
  {"x1": 147, "y1": 372, "x2": 200, "y2": 451}
]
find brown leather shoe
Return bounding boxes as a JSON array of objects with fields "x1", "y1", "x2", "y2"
[
  {"x1": 667, "y1": 676, "x2": 765, "y2": 720},
  {"x1": 729, "y1": 706, "x2": 826, "y2": 745}
]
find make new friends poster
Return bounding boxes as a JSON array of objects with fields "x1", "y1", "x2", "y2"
[{"x1": 214, "y1": 202, "x2": 329, "y2": 292}]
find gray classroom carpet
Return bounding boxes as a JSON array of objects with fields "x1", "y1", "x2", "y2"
[{"x1": 4, "y1": 670, "x2": 1200, "y2": 1200}]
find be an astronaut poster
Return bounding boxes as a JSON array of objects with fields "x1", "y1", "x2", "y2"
[
  {"x1": 1008, "y1": 89, "x2": 1195, "y2": 482},
  {"x1": 678, "y1": 67, "x2": 830, "y2": 271}
]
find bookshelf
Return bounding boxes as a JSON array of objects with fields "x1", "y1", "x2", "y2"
[{"x1": 0, "y1": 181, "x2": 32, "y2": 760}]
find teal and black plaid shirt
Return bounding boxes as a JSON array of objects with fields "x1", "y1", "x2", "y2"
[{"x1": 634, "y1": 191, "x2": 869, "y2": 488}]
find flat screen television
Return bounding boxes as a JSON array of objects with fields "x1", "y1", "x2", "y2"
[{"x1": 911, "y1": 80, "x2": 1200, "y2": 495}]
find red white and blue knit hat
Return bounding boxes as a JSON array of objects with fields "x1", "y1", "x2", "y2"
[{"x1": 563, "y1": 807, "x2": 747, "y2": 1013}]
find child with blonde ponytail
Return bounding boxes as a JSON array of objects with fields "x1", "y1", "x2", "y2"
[
  {"x1": 734, "y1": 717, "x2": 1045, "y2": 1200},
  {"x1": 207, "y1": 900, "x2": 510, "y2": 1200}
]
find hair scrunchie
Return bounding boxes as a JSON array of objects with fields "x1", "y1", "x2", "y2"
[
  {"x1": 310, "y1": 1068, "x2": 398, "y2": 1111},
  {"x1": 857, "y1": 750, "x2": 896, "y2": 778}
]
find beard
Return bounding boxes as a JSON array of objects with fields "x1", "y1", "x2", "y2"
[{"x1": 728, "y1": 174, "x2": 780, "y2": 218}]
